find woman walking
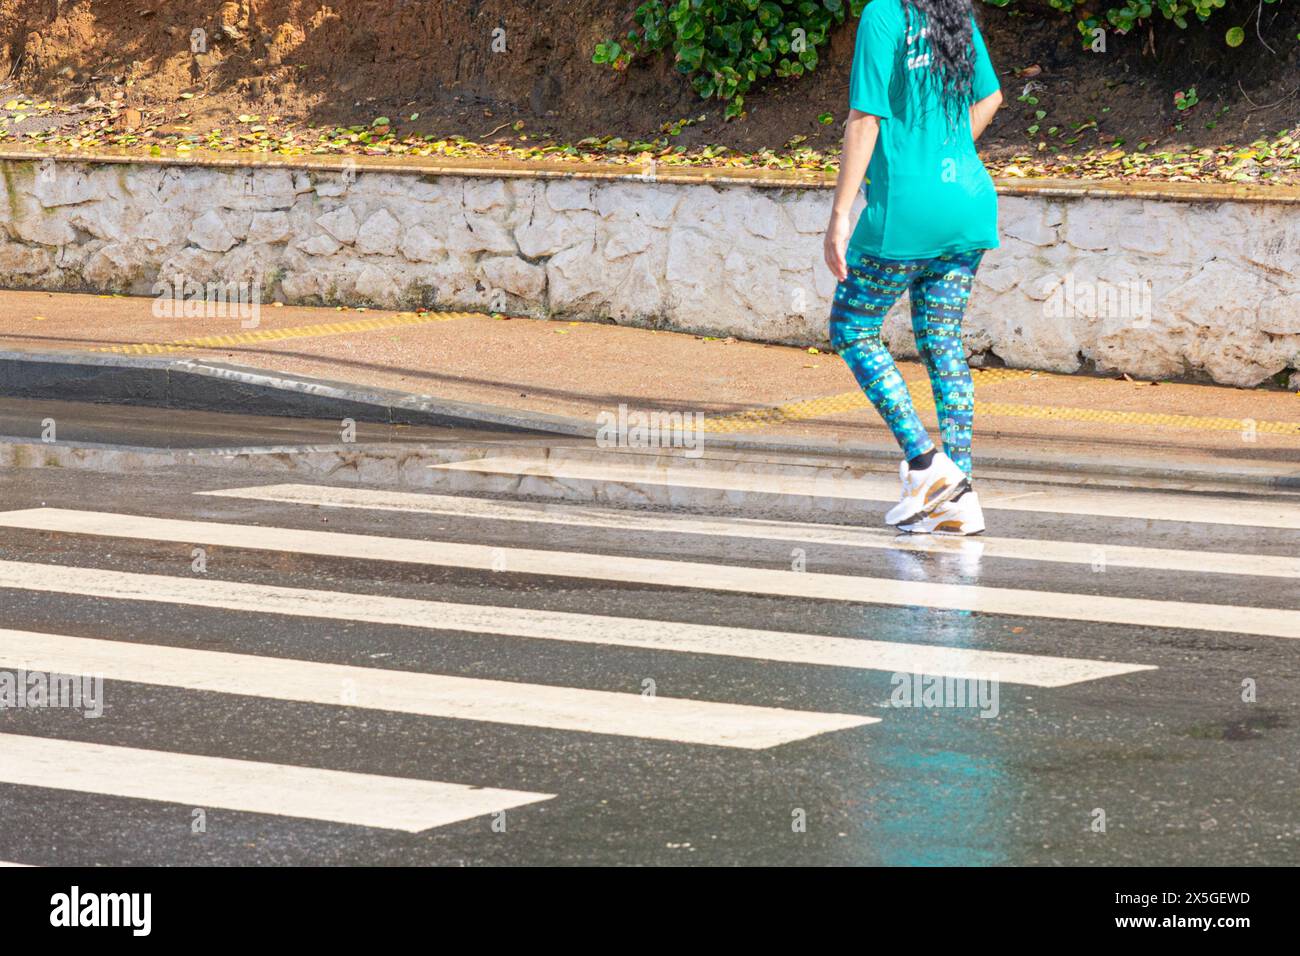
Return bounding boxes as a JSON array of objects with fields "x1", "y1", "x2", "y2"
[{"x1": 825, "y1": 0, "x2": 1002, "y2": 535}]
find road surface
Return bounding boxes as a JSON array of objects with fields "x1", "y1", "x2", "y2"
[{"x1": 0, "y1": 405, "x2": 1297, "y2": 865}]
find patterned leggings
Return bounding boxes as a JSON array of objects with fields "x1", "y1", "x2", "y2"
[{"x1": 829, "y1": 249, "x2": 984, "y2": 476}]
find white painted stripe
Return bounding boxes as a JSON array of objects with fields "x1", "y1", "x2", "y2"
[
  {"x1": 0, "y1": 629, "x2": 873, "y2": 748},
  {"x1": 0, "y1": 861, "x2": 31, "y2": 867},
  {"x1": 431, "y1": 455, "x2": 1300, "y2": 529},
  {"x1": 0, "y1": 562, "x2": 1147, "y2": 687},
  {"x1": 0, "y1": 507, "x2": 1288, "y2": 639},
  {"x1": 1, "y1": 508, "x2": 1292, "y2": 638},
  {"x1": 0, "y1": 733, "x2": 551, "y2": 832},
  {"x1": 201, "y1": 483, "x2": 1300, "y2": 579}
]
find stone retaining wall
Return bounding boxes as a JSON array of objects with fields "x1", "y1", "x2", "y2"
[{"x1": 0, "y1": 155, "x2": 1297, "y2": 387}]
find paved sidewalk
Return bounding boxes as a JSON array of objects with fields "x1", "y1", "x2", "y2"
[{"x1": 1, "y1": 289, "x2": 1297, "y2": 482}]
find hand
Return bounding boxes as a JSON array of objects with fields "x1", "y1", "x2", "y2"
[{"x1": 823, "y1": 211, "x2": 852, "y2": 283}]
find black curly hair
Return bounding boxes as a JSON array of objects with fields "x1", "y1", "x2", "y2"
[{"x1": 902, "y1": 0, "x2": 978, "y2": 127}]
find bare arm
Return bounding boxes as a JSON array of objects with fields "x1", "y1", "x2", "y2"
[
  {"x1": 824, "y1": 109, "x2": 881, "y2": 283},
  {"x1": 969, "y1": 88, "x2": 1002, "y2": 141}
]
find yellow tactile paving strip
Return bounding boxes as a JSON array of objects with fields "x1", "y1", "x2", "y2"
[
  {"x1": 968, "y1": 368, "x2": 1038, "y2": 385},
  {"x1": 704, "y1": 371, "x2": 1300, "y2": 437},
  {"x1": 90, "y1": 310, "x2": 477, "y2": 356},
  {"x1": 64, "y1": 302, "x2": 1298, "y2": 439},
  {"x1": 968, "y1": 401, "x2": 1300, "y2": 435}
]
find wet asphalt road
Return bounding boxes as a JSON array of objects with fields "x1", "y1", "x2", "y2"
[
  {"x1": 0, "y1": 415, "x2": 1297, "y2": 866},
  {"x1": 0, "y1": 396, "x2": 519, "y2": 449}
]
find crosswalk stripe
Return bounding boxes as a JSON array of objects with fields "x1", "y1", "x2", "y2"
[
  {"x1": 0, "y1": 507, "x2": 1292, "y2": 638},
  {"x1": 200, "y1": 483, "x2": 1300, "y2": 579},
  {"x1": 430, "y1": 455, "x2": 1300, "y2": 529},
  {"x1": 0, "y1": 733, "x2": 552, "y2": 832},
  {"x1": 0, "y1": 629, "x2": 874, "y2": 748},
  {"x1": 0, "y1": 559, "x2": 1147, "y2": 687}
]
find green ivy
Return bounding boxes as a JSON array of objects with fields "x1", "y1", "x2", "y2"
[{"x1": 594, "y1": 0, "x2": 870, "y2": 119}]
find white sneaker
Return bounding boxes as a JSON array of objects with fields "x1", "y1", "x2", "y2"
[
  {"x1": 898, "y1": 488, "x2": 985, "y2": 536},
  {"x1": 884, "y1": 452, "x2": 967, "y2": 526}
]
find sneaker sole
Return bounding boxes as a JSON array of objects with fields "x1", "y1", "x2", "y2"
[
  {"x1": 898, "y1": 521, "x2": 984, "y2": 536},
  {"x1": 887, "y1": 476, "x2": 967, "y2": 527}
]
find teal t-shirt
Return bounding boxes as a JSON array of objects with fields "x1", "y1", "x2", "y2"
[{"x1": 847, "y1": 0, "x2": 1001, "y2": 260}]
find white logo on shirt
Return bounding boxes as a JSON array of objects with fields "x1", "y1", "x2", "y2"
[{"x1": 906, "y1": 24, "x2": 929, "y2": 70}]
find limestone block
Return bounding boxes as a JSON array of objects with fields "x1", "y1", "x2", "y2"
[
  {"x1": 464, "y1": 178, "x2": 510, "y2": 212},
  {"x1": 1061, "y1": 208, "x2": 1111, "y2": 251},
  {"x1": 316, "y1": 206, "x2": 360, "y2": 244},
  {"x1": 355, "y1": 207, "x2": 402, "y2": 256},
  {"x1": 447, "y1": 212, "x2": 517, "y2": 256},
  {"x1": 480, "y1": 255, "x2": 546, "y2": 301},
  {"x1": 188, "y1": 209, "x2": 238, "y2": 253},
  {"x1": 784, "y1": 191, "x2": 832, "y2": 235},
  {"x1": 135, "y1": 207, "x2": 192, "y2": 246},
  {"x1": 354, "y1": 263, "x2": 400, "y2": 305},
  {"x1": 297, "y1": 234, "x2": 342, "y2": 257},
  {"x1": 602, "y1": 218, "x2": 654, "y2": 259},
  {"x1": 608, "y1": 252, "x2": 667, "y2": 323},
  {"x1": 999, "y1": 195, "x2": 1057, "y2": 246},
  {"x1": 675, "y1": 187, "x2": 726, "y2": 229},
  {"x1": 595, "y1": 182, "x2": 683, "y2": 224},
  {"x1": 1257, "y1": 290, "x2": 1300, "y2": 335},
  {"x1": 221, "y1": 168, "x2": 298, "y2": 210},
  {"x1": 546, "y1": 240, "x2": 605, "y2": 310},
  {"x1": 247, "y1": 210, "x2": 292, "y2": 244},
  {"x1": 516, "y1": 209, "x2": 596, "y2": 259},
  {"x1": 80, "y1": 247, "x2": 138, "y2": 288},
  {"x1": 722, "y1": 190, "x2": 782, "y2": 240},
  {"x1": 34, "y1": 165, "x2": 110, "y2": 207},
  {"x1": 399, "y1": 224, "x2": 443, "y2": 262},
  {"x1": 13, "y1": 210, "x2": 76, "y2": 246},
  {"x1": 547, "y1": 178, "x2": 596, "y2": 212},
  {"x1": 0, "y1": 242, "x2": 53, "y2": 275}
]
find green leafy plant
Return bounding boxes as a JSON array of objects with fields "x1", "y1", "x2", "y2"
[
  {"x1": 983, "y1": 0, "x2": 1280, "y2": 42},
  {"x1": 595, "y1": 0, "x2": 1282, "y2": 121},
  {"x1": 595, "y1": 0, "x2": 869, "y2": 119}
]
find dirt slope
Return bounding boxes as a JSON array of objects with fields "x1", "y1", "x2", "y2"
[{"x1": 0, "y1": 0, "x2": 1296, "y2": 160}]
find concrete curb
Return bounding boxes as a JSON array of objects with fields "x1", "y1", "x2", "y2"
[
  {"x1": 697, "y1": 432, "x2": 1300, "y2": 493},
  {"x1": 7, "y1": 146, "x2": 1300, "y2": 203},
  {"x1": 1, "y1": 349, "x2": 1296, "y2": 492},
  {"x1": 0, "y1": 349, "x2": 570, "y2": 437}
]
